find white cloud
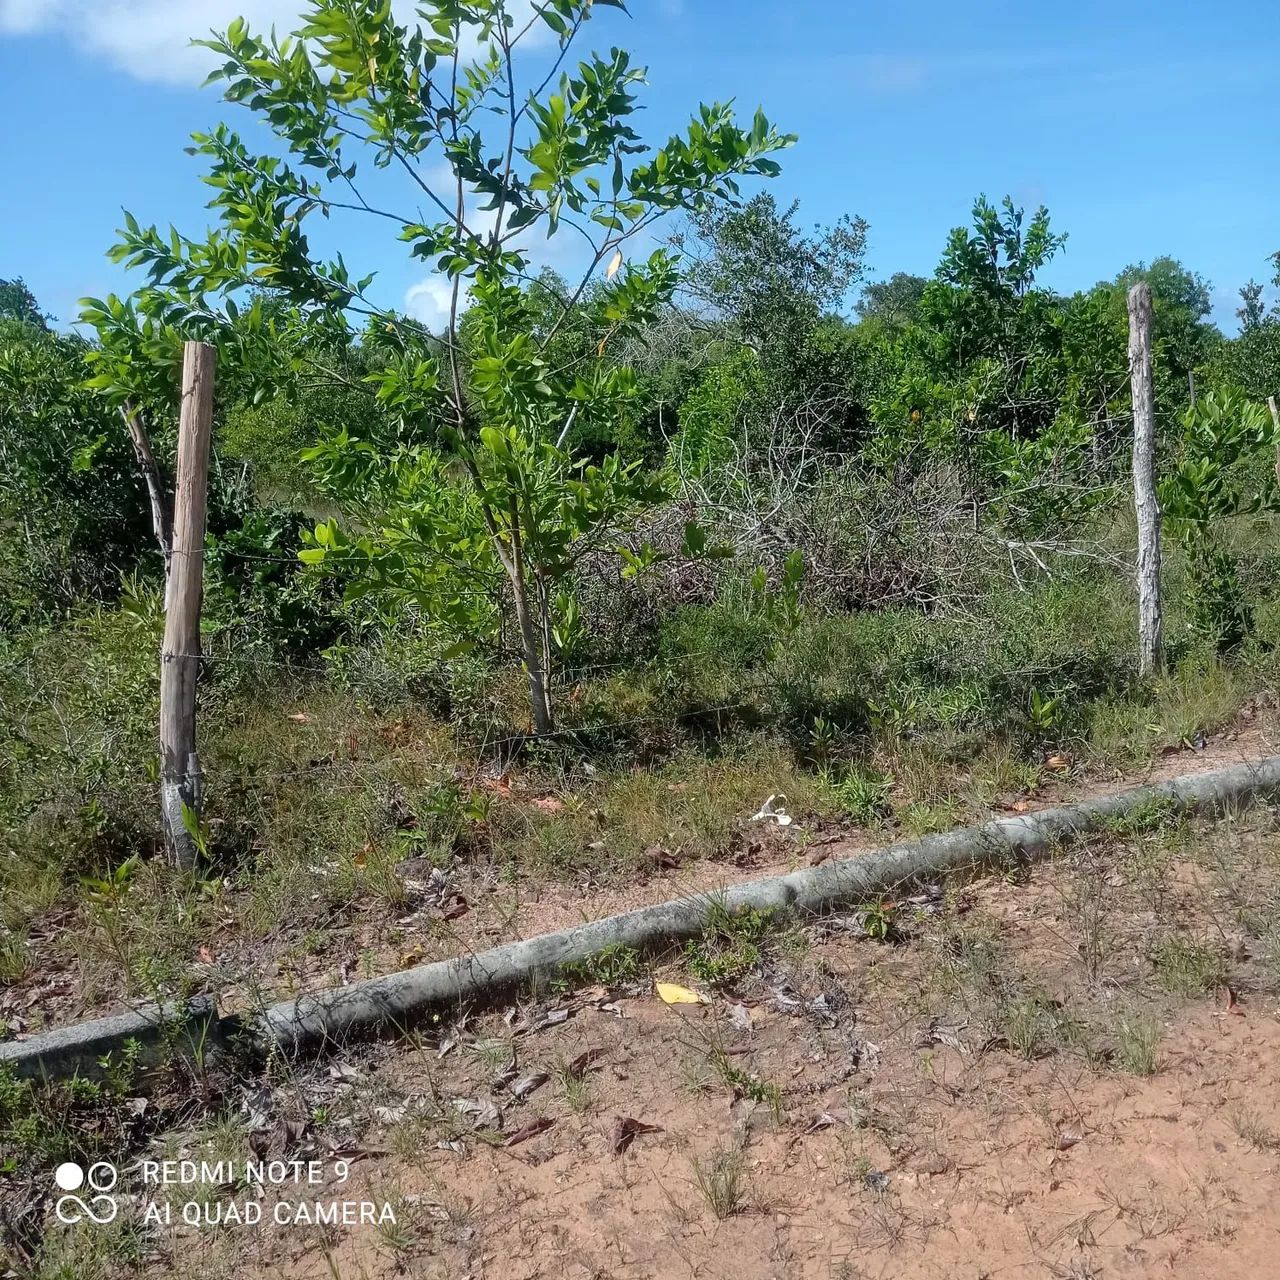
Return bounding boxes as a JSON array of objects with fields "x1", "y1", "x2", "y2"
[
  {"x1": 0, "y1": 1, "x2": 305, "y2": 84},
  {"x1": 404, "y1": 276, "x2": 469, "y2": 331},
  {"x1": 0, "y1": 0, "x2": 550, "y2": 86}
]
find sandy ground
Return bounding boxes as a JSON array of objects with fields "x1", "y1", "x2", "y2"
[
  {"x1": 308, "y1": 1003, "x2": 1280, "y2": 1280},
  {"x1": 108, "y1": 799, "x2": 1280, "y2": 1280},
  {"x1": 215, "y1": 719, "x2": 1280, "y2": 1014},
  {"x1": 5, "y1": 719, "x2": 1278, "y2": 1038}
]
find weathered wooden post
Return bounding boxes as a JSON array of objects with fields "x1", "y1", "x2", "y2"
[
  {"x1": 160, "y1": 342, "x2": 216, "y2": 869},
  {"x1": 1127, "y1": 282, "x2": 1162, "y2": 677}
]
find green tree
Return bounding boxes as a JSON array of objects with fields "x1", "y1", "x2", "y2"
[
  {"x1": 88, "y1": 0, "x2": 792, "y2": 735},
  {"x1": 0, "y1": 278, "x2": 48, "y2": 329},
  {"x1": 668, "y1": 194, "x2": 867, "y2": 461},
  {"x1": 1159, "y1": 389, "x2": 1277, "y2": 650},
  {"x1": 1109, "y1": 256, "x2": 1219, "y2": 402},
  {"x1": 925, "y1": 194, "x2": 1067, "y2": 368},
  {"x1": 1238, "y1": 281, "x2": 1267, "y2": 331},
  {"x1": 0, "y1": 321, "x2": 152, "y2": 622},
  {"x1": 856, "y1": 272, "x2": 928, "y2": 329},
  {"x1": 677, "y1": 193, "x2": 866, "y2": 367},
  {"x1": 866, "y1": 197, "x2": 1074, "y2": 499}
]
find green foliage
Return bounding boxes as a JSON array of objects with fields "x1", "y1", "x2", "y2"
[
  {"x1": 670, "y1": 348, "x2": 761, "y2": 477},
  {"x1": 0, "y1": 277, "x2": 48, "y2": 328},
  {"x1": 826, "y1": 766, "x2": 892, "y2": 824},
  {"x1": 566, "y1": 942, "x2": 646, "y2": 989},
  {"x1": 855, "y1": 898, "x2": 899, "y2": 942},
  {"x1": 221, "y1": 362, "x2": 385, "y2": 500},
  {"x1": 1113, "y1": 256, "x2": 1214, "y2": 375},
  {"x1": 1212, "y1": 317, "x2": 1280, "y2": 402},
  {"x1": 90, "y1": 0, "x2": 792, "y2": 734},
  {"x1": 859, "y1": 195, "x2": 1117, "y2": 534},
  {"x1": 680, "y1": 193, "x2": 867, "y2": 371},
  {"x1": 749, "y1": 550, "x2": 805, "y2": 641},
  {"x1": 206, "y1": 507, "x2": 350, "y2": 658},
  {"x1": 1160, "y1": 389, "x2": 1277, "y2": 651},
  {"x1": 857, "y1": 272, "x2": 928, "y2": 328},
  {"x1": 0, "y1": 320, "x2": 153, "y2": 623},
  {"x1": 685, "y1": 901, "x2": 788, "y2": 986}
]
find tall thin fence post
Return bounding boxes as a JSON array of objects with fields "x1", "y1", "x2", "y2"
[
  {"x1": 1269, "y1": 396, "x2": 1280, "y2": 489},
  {"x1": 160, "y1": 341, "x2": 216, "y2": 869},
  {"x1": 1128, "y1": 282, "x2": 1162, "y2": 678}
]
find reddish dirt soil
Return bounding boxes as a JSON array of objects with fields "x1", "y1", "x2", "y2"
[
  {"x1": 219, "y1": 721, "x2": 1280, "y2": 1015},
  {"x1": 137, "y1": 801, "x2": 1280, "y2": 1280}
]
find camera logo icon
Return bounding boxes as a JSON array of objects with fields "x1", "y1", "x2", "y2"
[{"x1": 54, "y1": 1161, "x2": 119, "y2": 1225}]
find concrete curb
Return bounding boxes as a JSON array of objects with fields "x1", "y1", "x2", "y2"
[
  {"x1": 0, "y1": 996, "x2": 223, "y2": 1083},
  {"x1": 5, "y1": 755, "x2": 1279, "y2": 1081}
]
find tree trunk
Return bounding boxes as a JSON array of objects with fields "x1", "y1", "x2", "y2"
[
  {"x1": 1127, "y1": 283, "x2": 1163, "y2": 678},
  {"x1": 1269, "y1": 397, "x2": 1280, "y2": 489},
  {"x1": 121, "y1": 401, "x2": 173, "y2": 563},
  {"x1": 160, "y1": 342, "x2": 216, "y2": 869},
  {"x1": 504, "y1": 514, "x2": 554, "y2": 737},
  {"x1": 509, "y1": 571, "x2": 553, "y2": 736}
]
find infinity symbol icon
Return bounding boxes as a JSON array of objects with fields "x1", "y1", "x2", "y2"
[{"x1": 54, "y1": 1161, "x2": 119, "y2": 1225}]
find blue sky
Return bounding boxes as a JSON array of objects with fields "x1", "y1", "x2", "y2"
[{"x1": 2, "y1": 0, "x2": 1277, "y2": 331}]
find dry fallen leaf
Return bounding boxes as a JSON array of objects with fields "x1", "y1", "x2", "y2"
[
  {"x1": 645, "y1": 844, "x2": 681, "y2": 869},
  {"x1": 531, "y1": 796, "x2": 564, "y2": 812},
  {"x1": 656, "y1": 981, "x2": 707, "y2": 1005},
  {"x1": 530, "y1": 1007, "x2": 571, "y2": 1032},
  {"x1": 802, "y1": 1112, "x2": 839, "y2": 1135},
  {"x1": 504, "y1": 1117, "x2": 554, "y2": 1147},
  {"x1": 510, "y1": 1072, "x2": 550, "y2": 1100},
  {"x1": 567, "y1": 1047, "x2": 607, "y2": 1079},
  {"x1": 287, "y1": 712, "x2": 310, "y2": 723},
  {"x1": 612, "y1": 1115, "x2": 662, "y2": 1155},
  {"x1": 451, "y1": 1096, "x2": 502, "y2": 1131}
]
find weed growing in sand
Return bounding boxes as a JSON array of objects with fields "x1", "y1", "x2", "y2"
[
  {"x1": 685, "y1": 899, "x2": 802, "y2": 987},
  {"x1": 553, "y1": 1053, "x2": 595, "y2": 1114},
  {"x1": 1149, "y1": 934, "x2": 1228, "y2": 996},
  {"x1": 562, "y1": 943, "x2": 647, "y2": 991},
  {"x1": 692, "y1": 1141, "x2": 747, "y2": 1219},
  {"x1": 707, "y1": 1043, "x2": 783, "y2": 1119},
  {"x1": 1114, "y1": 1009, "x2": 1162, "y2": 1075},
  {"x1": 1231, "y1": 1108, "x2": 1280, "y2": 1152},
  {"x1": 1002, "y1": 990, "x2": 1089, "y2": 1060}
]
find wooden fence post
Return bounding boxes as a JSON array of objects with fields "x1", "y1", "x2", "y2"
[
  {"x1": 160, "y1": 342, "x2": 216, "y2": 869},
  {"x1": 1128, "y1": 282, "x2": 1162, "y2": 678}
]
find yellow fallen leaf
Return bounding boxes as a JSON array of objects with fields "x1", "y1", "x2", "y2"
[
  {"x1": 656, "y1": 981, "x2": 706, "y2": 1005},
  {"x1": 606, "y1": 248, "x2": 623, "y2": 279}
]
